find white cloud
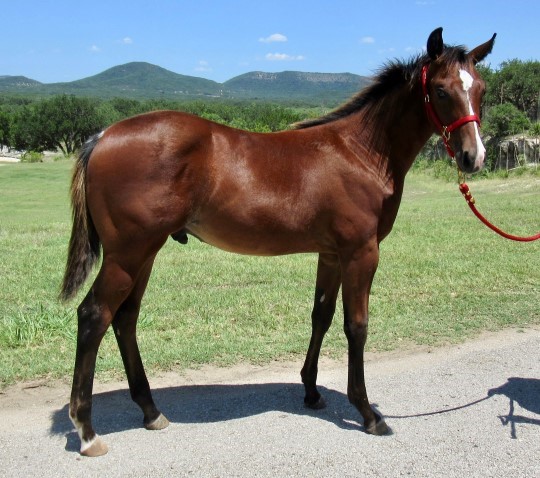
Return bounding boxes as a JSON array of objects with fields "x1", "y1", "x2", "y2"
[
  {"x1": 195, "y1": 60, "x2": 212, "y2": 72},
  {"x1": 265, "y1": 53, "x2": 305, "y2": 61},
  {"x1": 259, "y1": 33, "x2": 288, "y2": 43},
  {"x1": 405, "y1": 46, "x2": 425, "y2": 54},
  {"x1": 360, "y1": 36, "x2": 375, "y2": 44},
  {"x1": 89, "y1": 45, "x2": 100, "y2": 52},
  {"x1": 121, "y1": 37, "x2": 133, "y2": 45}
]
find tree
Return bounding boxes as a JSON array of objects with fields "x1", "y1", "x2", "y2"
[
  {"x1": 0, "y1": 109, "x2": 12, "y2": 150},
  {"x1": 14, "y1": 95, "x2": 107, "y2": 154},
  {"x1": 108, "y1": 97, "x2": 144, "y2": 119},
  {"x1": 483, "y1": 103, "x2": 531, "y2": 138},
  {"x1": 11, "y1": 105, "x2": 36, "y2": 151},
  {"x1": 487, "y1": 59, "x2": 540, "y2": 121}
]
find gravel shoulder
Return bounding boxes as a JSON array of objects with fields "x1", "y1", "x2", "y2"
[{"x1": 1, "y1": 326, "x2": 539, "y2": 477}]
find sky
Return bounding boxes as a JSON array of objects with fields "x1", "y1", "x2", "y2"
[{"x1": 1, "y1": 0, "x2": 538, "y2": 84}]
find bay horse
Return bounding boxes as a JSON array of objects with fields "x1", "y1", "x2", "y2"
[{"x1": 60, "y1": 28, "x2": 496, "y2": 456}]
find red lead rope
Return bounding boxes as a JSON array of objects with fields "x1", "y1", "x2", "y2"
[
  {"x1": 458, "y1": 178, "x2": 540, "y2": 242},
  {"x1": 422, "y1": 64, "x2": 540, "y2": 242}
]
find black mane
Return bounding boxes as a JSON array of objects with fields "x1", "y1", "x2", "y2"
[{"x1": 294, "y1": 46, "x2": 469, "y2": 130}]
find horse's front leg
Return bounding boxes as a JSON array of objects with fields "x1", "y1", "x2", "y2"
[
  {"x1": 340, "y1": 243, "x2": 389, "y2": 435},
  {"x1": 301, "y1": 253, "x2": 341, "y2": 409}
]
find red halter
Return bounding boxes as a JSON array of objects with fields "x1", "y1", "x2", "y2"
[
  {"x1": 421, "y1": 63, "x2": 539, "y2": 242},
  {"x1": 421, "y1": 64, "x2": 481, "y2": 158}
]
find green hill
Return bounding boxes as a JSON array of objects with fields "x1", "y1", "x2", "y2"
[
  {"x1": 45, "y1": 62, "x2": 223, "y2": 99},
  {"x1": 224, "y1": 71, "x2": 371, "y2": 102},
  {"x1": 0, "y1": 62, "x2": 372, "y2": 103},
  {"x1": 0, "y1": 75, "x2": 43, "y2": 91}
]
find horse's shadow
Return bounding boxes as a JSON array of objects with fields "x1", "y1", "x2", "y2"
[
  {"x1": 50, "y1": 377, "x2": 540, "y2": 452},
  {"x1": 50, "y1": 383, "x2": 371, "y2": 452},
  {"x1": 488, "y1": 377, "x2": 540, "y2": 439}
]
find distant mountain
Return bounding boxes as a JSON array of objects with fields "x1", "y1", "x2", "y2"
[
  {"x1": 223, "y1": 71, "x2": 371, "y2": 102},
  {"x1": 44, "y1": 62, "x2": 223, "y2": 99},
  {"x1": 0, "y1": 75, "x2": 42, "y2": 90},
  {"x1": 0, "y1": 62, "x2": 372, "y2": 104}
]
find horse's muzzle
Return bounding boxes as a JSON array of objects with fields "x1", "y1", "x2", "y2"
[{"x1": 455, "y1": 148, "x2": 485, "y2": 174}]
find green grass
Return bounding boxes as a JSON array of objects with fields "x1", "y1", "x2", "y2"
[{"x1": 0, "y1": 161, "x2": 538, "y2": 386}]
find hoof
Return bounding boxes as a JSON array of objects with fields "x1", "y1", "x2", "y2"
[
  {"x1": 366, "y1": 417, "x2": 389, "y2": 436},
  {"x1": 80, "y1": 435, "x2": 108, "y2": 457},
  {"x1": 304, "y1": 396, "x2": 327, "y2": 410},
  {"x1": 145, "y1": 413, "x2": 170, "y2": 431}
]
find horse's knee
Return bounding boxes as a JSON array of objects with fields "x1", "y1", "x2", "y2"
[{"x1": 343, "y1": 317, "x2": 368, "y2": 347}]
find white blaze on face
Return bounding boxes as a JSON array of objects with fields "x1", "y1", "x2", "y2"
[
  {"x1": 459, "y1": 69, "x2": 485, "y2": 163},
  {"x1": 459, "y1": 69, "x2": 474, "y2": 91}
]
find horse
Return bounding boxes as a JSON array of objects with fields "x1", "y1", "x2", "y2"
[{"x1": 60, "y1": 27, "x2": 496, "y2": 456}]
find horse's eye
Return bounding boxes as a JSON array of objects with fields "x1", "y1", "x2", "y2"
[{"x1": 436, "y1": 87, "x2": 447, "y2": 99}]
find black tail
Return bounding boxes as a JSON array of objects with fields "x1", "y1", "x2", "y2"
[{"x1": 60, "y1": 133, "x2": 102, "y2": 301}]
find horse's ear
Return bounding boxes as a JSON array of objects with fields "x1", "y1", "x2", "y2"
[
  {"x1": 469, "y1": 33, "x2": 497, "y2": 64},
  {"x1": 427, "y1": 27, "x2": 444, "y2": 60}
]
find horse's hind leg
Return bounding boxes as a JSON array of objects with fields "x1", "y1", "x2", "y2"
[
  {"x1": 301, "y1": 253, "x2": 341, "y2": 409},
  {"x1": 112, "y1": 255, "x2": 169, "y2": 431},
  {"x1": 69, "y1": 260, "x2": 135, "y2": 456},
  {"x1": 69, "y1": 241, "x2": 165, "y2": 457}
]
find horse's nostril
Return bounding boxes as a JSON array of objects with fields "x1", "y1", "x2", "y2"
[{"x1": 462, "y1": 151, "x2": 473, "y2": 170}]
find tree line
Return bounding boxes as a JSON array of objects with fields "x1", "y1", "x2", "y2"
[
  {"x1": 0, "y1": 96, "x2": 310, "y2": 156},
  {"x1": 0, "y1": 59, "x2": 538, "y2": 159},
  {"x1": 479, "y1": 59, "x2": 539, "y2": 138}
]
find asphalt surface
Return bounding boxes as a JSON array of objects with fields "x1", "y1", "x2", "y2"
[{"x1": 0, "y1": 326, "x2": 539, "y2": 477}]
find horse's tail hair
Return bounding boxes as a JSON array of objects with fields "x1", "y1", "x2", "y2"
[{"x1": 59, "y1": 133, "x2": 103, "y2": 301}]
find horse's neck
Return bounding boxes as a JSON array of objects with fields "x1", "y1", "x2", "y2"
[
  {"x1": 350, "y1": 83, "x2": 433, "y2": 240},
  {"x1": 389, "y1": 107, "x2": 433, "y2": 176},
  {"x1": 348, "y1": 83, "x2": 433, "y2": 183}
]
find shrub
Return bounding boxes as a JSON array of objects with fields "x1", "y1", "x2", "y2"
[
  {"x1": 20, "y1": 151, "x2": 43, "y2": 163},
  {"x1": 483, "y1": 103, "x2": 531, "y2": 138}
]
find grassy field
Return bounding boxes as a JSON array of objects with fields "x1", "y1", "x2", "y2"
[{"x1": 0, "y1": 160, "x2": 538, "y2": 386}]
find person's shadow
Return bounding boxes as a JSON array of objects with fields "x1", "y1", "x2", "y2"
[
  {"x1": 488, "y1": 377, "x2": 540, "y2": 439},
  {"x1": 49, "y1": 383, "x2": 382, "y2": 452}
]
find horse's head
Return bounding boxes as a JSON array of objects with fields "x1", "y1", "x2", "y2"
[{"x1": 424, "y1": 28, "x2": 496, "y2": 173}]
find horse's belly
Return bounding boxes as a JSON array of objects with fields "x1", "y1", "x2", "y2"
[{"x1": 186, "y1": 221, "x2": 327, "y2": 256}]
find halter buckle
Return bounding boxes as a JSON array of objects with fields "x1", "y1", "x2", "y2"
[{"x1": 442, "y1": 126, "x2": 451, "y2": 142}]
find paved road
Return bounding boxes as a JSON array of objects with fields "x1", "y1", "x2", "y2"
[{"x1": 1, "y1": 327, "x2": 539, "y2": 477}]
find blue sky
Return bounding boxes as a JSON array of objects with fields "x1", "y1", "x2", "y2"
[{"x1": 2, "y1": 0, "x2": 538, "y2": 84}]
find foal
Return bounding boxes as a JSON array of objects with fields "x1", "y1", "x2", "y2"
[{"x1": 61, "y1": 28, "x2": 495, "y2": 456}]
